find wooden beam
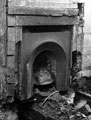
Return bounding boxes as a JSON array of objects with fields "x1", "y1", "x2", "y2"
[{"x1": 8, "y1": 7, "x2": 79, "y2": 16}]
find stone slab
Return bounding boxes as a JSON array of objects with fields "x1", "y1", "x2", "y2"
[
  {"x1": 15, "y1": 16, "x2": 79, "y2": 26},
  {"x1": 8, "y1": 7, "x2": 79, "y2": 16}
]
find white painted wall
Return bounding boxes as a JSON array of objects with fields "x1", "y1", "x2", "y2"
[
  {"x1": 82, "y1": 0, "x2": 91, "y2": 76},
  {"x1": 84, "y1": 0, "x2": 91, "y2": 31}
]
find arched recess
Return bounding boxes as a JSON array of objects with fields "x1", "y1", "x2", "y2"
[{"x1": 24, "y1": 42, "x2": 67, "y2": 99}]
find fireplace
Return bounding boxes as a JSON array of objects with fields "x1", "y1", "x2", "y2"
[
  {"x1": 7, "y1": 1, "x2": 83, "y2": 100},
  {"x1": 15, "y1": 25, "x2": 72, "y2": 99}
]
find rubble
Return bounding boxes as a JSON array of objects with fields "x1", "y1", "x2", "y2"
[
  {"x1": 1, "y1": 67, "x2": 91, "y2": 120},
  {"x1": 31, "y1": 89, "x2": 89, "y2": 120},
  {"x1": 72, "y1": 76, "x2": 91, "y2": 94},
  {"x1": 32, "y1": 92, "x2": 74, "y2": 120},
  {"x1": 0, "y1": 110, "x2": 18, "y2": 120},
  {"x1": 75, "y1": 100, "x2": 87, "y2": 110},
  {"x1": 0, "y1": 87, "x2": 91, "y2": 120}
]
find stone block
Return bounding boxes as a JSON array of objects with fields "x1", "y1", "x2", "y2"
[
  {"x1": 0, "y1": 0, "x2": 6, "y2": 99},
  {"x1": 0, "y1": 66, "x2": 6, "y2": 99},
  {"x1": 8, "y1": 0, "x2": 78, "y2": 9},
  {"x1": 7, "y1": 76, "x2": 16, "y2": 84},
  {"x1": 0, "y1": 44, "x2": 5, "y2": 66},
  {"x1": 7, "y1": 28, "x2": 16, "y2": 55},
  {"x1": 7, "y1": 56, "x2": 15, "y2": 68},
  {"x1": 0, "y1": 53, "x2": 4, "y2": 66},
  {"x1": 6, "y1": 84, "x2": 15, "y2": 97},
  {"x1": 8, "y1": 28, "x2": 16, "y2": 42},
  {"x1": 8, "y1": 16, "x2": 16, "y2": 27},
  {"x1": 16, "y1": 27, "x2": 22, "y2": 43},
  {"x1": 15, "y1": 16, "x2": 79, "y2": 26},
  {"x1": 7, "y1": 41, "x2": 15, "y2": 55},
  {"x1": 7, "y1": 67, "x2": 15, "y2": 76},
  {"x1": 8, "y1": 7, "x2": 79, "y2": 16}
]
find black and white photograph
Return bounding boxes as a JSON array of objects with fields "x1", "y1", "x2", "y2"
[{"x1": 0, "y1": 0, "x2": 91, "y2": 120}]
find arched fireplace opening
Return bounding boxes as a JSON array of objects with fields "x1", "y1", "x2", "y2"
[{"x1": 25, "y1": 42, "x2": 67, "y2": 97}]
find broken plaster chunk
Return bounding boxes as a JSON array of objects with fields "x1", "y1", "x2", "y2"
[
  {"x1": 85, "y1": 104, "x2": 91, "y2": 113},
  {"x1": 62, "y1": 90, "x2": 75, "y2": 104},
  {"x1": 75, "y1": 100, "x2": 87, "y2": 110},
  {"x1": 78, "y1": 70, "x2": 91, "y2": 77}
]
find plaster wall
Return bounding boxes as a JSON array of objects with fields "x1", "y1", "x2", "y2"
[{"x1": 82, "y1": 0, "x2": 91, "y2": 76}]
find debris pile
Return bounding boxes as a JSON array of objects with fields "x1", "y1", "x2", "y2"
[
  {"x1": 0, "y1": 109, "x2": 18, "y2": 120},
  {"x1": 71, "y1": 75, "x2": 91, "y2": 95},
  {"x1": 33, "y1": 92, "x2": 74, "y2": 120},
  {"x1": 31, "y1": 89, "x2": 91, "y2": 120},
  {"x1": 1, "y1": 88, "x2": 91, "y2": 120}
]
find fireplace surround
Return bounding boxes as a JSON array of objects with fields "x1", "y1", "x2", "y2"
[
  {"x1": 6, "y1": 2, "x2": 84, "y2": 100},
  {"x1": 20, "y1": 25, "x2": 72, "y2": 98}
]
